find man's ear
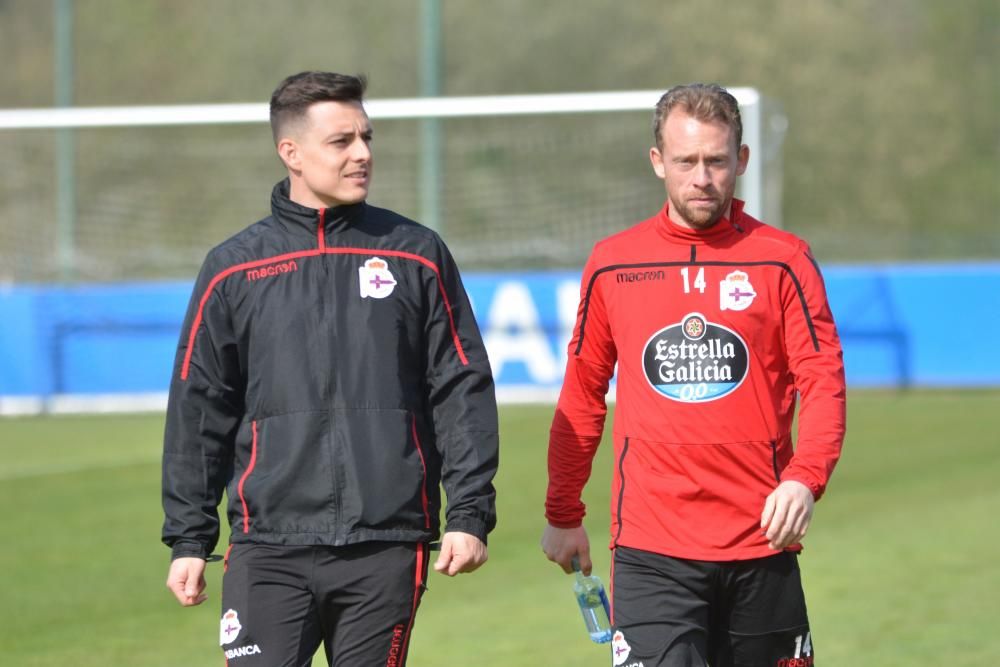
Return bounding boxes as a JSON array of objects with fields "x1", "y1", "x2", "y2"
[
  {"x1": 650, "y1": 146, "x2": 667, "y2": 179},
  {"x1": 277, "y1": 137, "x2": 300, "y2": 172},
  {"x1": 736, "y1": 143, "x2": 750, "y2": 176}
]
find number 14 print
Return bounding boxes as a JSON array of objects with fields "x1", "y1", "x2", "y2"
[{"x1": 679, "y1": 267, "x2": 758, "y2": 312}]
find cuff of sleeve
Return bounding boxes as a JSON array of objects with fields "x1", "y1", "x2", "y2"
[
  {"x1": 545, "y1": 517, "x2": 584, "y2": 529},
  {"x1": 444, "y1": 517, "x2": 489, "y2": 545},
  {"x1": 782, "y1": 474, "x2": 824, "y2": 501},
  {"x1": 170, "y1": 540, "x2": 210, "y2": 561}
]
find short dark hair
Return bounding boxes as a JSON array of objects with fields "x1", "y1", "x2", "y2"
[
  {"x1": 269, "y1": 71, "x2": 368, "y2": 143},
  {"x1": 652, "y1": 83, "x2": 742, "y2": 151}
]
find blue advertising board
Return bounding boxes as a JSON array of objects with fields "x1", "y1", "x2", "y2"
[{"x1": 1, "y1": 263, "x2": 998, "y2": 412}]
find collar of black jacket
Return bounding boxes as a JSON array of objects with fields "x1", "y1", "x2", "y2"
[{"x1": 270, "y1": 178, "x2": 366, "y2": 238}]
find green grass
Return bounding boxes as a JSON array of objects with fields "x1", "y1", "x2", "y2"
[{"x1": 0, "y1": 390, "x2": 998, "y2": 665}]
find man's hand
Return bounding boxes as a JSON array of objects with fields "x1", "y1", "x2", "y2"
[
  {"x1": 166, "y1": 557, "x2": 208, "y2": 606},
  {"x1": 761, "y1": 480, "x2": 815, "y2": 551},
  {"x1": 434, "y1": 531, "x2": 488, "y2": 576},
  {"x1": 541, "y1": 524, "x2": 592, "y2": 575}
]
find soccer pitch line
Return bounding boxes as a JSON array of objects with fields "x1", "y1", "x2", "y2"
[{"x1": 0, "y1": 455, "x2": 160, "y2": 481}]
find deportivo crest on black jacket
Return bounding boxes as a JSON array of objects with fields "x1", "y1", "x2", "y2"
[{"x1": 162, "y1": 180, "x2": 498, "y2": 560}]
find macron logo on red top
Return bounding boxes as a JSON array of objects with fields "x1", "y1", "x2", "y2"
[{"x1": 246, "y1": 259, "x2": 299, "y2": 282}]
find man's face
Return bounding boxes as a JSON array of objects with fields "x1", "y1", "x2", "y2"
[
  {"x1": 649, "y1": 111, "x2": 749, "y2": 230},
  {"x1": 278, "y1": 100, "x2": 373, "y2": 209}
]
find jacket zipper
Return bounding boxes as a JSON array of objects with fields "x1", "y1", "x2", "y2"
[
  {"x1": 770, "y1": 440, "x2": 781, "y2": 482},
  {"x1": 317, "y1": 207, "x2": 326, "y2": 250}
]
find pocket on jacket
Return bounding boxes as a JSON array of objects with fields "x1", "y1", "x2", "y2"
[
  {"x1": 231, "y1": 412, "x2": 336, "y2": 534},
  {"x1": 333, "y1": 408, "x2": 437, "y2": 532}
]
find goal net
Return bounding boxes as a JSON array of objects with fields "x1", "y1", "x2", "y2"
[{"x1": 0, "y1": 90, "x2": 783, "y2": 284}]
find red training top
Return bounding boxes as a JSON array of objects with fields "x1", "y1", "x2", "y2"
[{"x1": 546, "y1": 200, "x2": 846, "y2": 561}]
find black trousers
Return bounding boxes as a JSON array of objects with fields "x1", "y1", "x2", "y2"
[
  {"x1": 219, "y1": 542, "x2": 428, "y2": 667},
  {"x1": 611, "y1": 546, "x2": 814, "y2": 667}
]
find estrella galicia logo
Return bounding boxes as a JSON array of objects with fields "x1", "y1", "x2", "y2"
[{"x1": 643, "y1": 312, "x2": 749, "y2": 402}]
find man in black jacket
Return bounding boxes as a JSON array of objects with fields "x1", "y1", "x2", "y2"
[{"x1": 162, "y1": 71, "x2": 499, "y2": 666}]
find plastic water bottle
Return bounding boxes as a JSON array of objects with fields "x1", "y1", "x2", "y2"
[{"x1": 572, "y1": 556, "x2": 612, "y2": 643}]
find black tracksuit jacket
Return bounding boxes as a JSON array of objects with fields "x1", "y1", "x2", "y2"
[{"x1": 162, "y1": 180, "x2": 498, "y2": 560}]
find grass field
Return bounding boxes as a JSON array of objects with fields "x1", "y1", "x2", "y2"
[{"x1": 1, "y1": 389, "x2": 998, "y2": 666}]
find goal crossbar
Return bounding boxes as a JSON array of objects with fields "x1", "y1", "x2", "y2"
[{"x1": 0, "y1": 89, "x2": 760, "y2": 129}]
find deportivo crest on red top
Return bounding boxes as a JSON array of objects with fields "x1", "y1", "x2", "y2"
[
  {"x1": 720, "y1": 270, "x2": 757, "y2": 311},
  {"x1": 358, "y1": 257, "x2": 397, "y2": 299}
]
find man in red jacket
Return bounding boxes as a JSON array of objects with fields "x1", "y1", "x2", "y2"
[{"x1": 542, "y1": 83, "x2": 846, "y2": 666}]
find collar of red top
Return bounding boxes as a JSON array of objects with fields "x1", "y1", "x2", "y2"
[{"x1": 655, "y1": 198, "x2": 748, "y2": 244}]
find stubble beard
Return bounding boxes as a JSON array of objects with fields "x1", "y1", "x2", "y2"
[{"x1": 670, "y1": 191, "x2": 731, "y2": 230}]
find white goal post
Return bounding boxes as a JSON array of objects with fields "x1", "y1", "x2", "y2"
[{"x1": 0, "y1": 88, "x2": 775, "y2": 220}]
